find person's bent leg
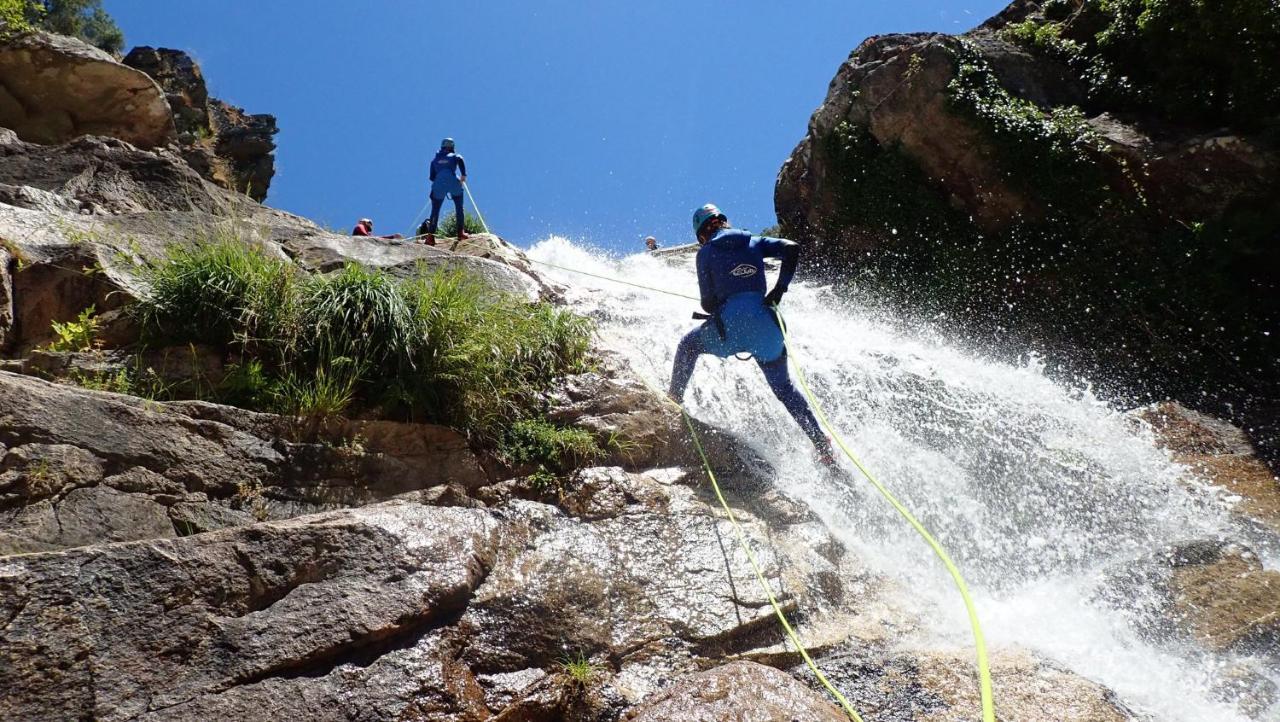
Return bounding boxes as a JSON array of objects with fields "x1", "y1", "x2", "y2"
[
  {"x1": 758, "y1": 353, "x2": 826, "y2": 449},
  {"x1": 669, "y1": 328, "x2": 708, "y2": 402}
]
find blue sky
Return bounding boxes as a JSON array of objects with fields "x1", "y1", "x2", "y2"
[{"x1": 104, "y1": 1, "x2": 1007, "y2": 252}]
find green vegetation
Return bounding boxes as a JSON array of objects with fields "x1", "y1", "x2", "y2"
[
  {"x1": 44, "y1": 305, "x2": 100, "y2": 352},
  {"x1": 36, "y1": 0, "x2": 122, "y2": 53},
  {"x1": 438, "y1": 212, "x2": 486, "y2": 238},
  {"x1": 559, "y1": 653, "x2": 600, "y2": 688},
  {"x1": 1000, "y1": 0, "x2": 1280, "y2": 128},
  {"x1": 135, "y1": 239, "x2": 596, "y2": 453},
  {"x1": 809, "y1": 32, "x2": 1278, "y2": 401},
  {"x1": 0, "y1": 0, "x2": 34, "y2": 35},
  {"x1": 500, "y1": 418, "x2": 603, "y2": 486},
  {"x1": 0, "y1": 1, "x2": 124, "y2": 53}
]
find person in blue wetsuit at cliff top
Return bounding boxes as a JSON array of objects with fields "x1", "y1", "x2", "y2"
[
  {"x1": 421, "y1": 137, "x2": 468, "y2": 246},
  {"x1": 669, "y1": 203, "x2": 835, "y2": 466}
]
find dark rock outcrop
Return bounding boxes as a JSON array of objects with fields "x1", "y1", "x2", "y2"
[
  {"x1": 124, "y1": 46, "x2": 278, "y2": 201},
  {"x1": 0, "y1": 31, "x2": 175, "y2": 148},
  {"x1": 775, "y1": 0, "x2": 1279, "y2": 440}
]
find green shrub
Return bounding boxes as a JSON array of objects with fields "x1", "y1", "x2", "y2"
[
  {"x1": 947, "y1": 40, "x2": 1117, "y2": 212},
  {"x1": 45, "y1": 305, "x2": 100, "y2": 352},
  {"x1": 33, "y1": 0, "x2": 123, "y2": 54},
  {"x1": 137, "y1": 239, "x2": 595, "y2": 448},
  {"x1": 0, "y1": 0, "x2": 36, "y2": 35},
  {"x1": 392, "y1": 270, "x2": 593, "y2": 440},
  {"x1": 268, "y1": 360, "x2": 361, "y2": 421},
  {"x1": 1003, "y1": 0, "x2": 1280, "y2": 128},
  {"x1": 437, "y1": 212, "x2": 486, "y2": 237},
  {"x1": 499, "y1": 418, "x2": 602, "y2": 472},
  {"x1": 218, "y1": 359, "x2": 272, "y2": 409},
  {"x1": 297, "y1": 263, "x2": 413, "y2": 372},
  {"x1": 138, "y1": 239, "x2": 301, "y2": 355}
]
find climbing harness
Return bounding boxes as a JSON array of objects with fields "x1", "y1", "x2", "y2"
[{"x1": 529, "y1": 256, "x2": 997, "y2": 722}]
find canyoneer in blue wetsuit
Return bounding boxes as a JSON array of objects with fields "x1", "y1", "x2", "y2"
[
  {"x1": 421, "y1": 137, "x2": 468, "y2": 246},
  {"x1": 669, "y1": 203, "x2": 835, "y2": 466}
]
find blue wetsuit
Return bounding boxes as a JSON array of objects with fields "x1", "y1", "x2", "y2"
[
  {"x1": 427, "y1": 150, "x2": 467, "y2": 234},
  {"x1": 668, "y1": 228, "x2": 825, "y2": 448}
]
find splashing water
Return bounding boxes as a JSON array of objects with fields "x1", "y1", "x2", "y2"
[{"x1": 528, "y1": 236, "x2": 1276, "y2": 721}]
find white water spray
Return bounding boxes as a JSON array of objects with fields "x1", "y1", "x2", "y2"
[{"x1": 528, "y1": 236, "x2": 1276, "y2": 722}]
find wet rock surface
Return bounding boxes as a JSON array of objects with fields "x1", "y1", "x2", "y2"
[
  {"x1": 1137, "y1": 402, "x2": 1280, "y2": 535},
  {"x1": 622, "y1": 660, "x2": 849, "y2": 721},
  {"x1": 1099, "y1": 539, "x2": 1280, "y2": 661}
]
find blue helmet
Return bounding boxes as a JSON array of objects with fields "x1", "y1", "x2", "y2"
[
  {"x1": 692, "y1": 203, "x2": 725, "y2": 234},
  {"x1": 441, "y1": 137, "x2": 455, "y2": 150}
]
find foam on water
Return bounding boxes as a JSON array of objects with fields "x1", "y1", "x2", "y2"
[{"x1": 528, "y1": 236, "x2": 1277, "y2": 721}]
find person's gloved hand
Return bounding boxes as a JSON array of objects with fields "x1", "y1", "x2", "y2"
[{"x1": 764, "y1": 286, "x2": 786, "y2": 307}]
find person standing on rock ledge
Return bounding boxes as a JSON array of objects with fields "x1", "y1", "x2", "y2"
[
  {"x1": 421, "y1": 137, "x2": 468, "y2": 246},
  {"x1": 668, "y1": 203, "x2": 835, "y2": 466}
]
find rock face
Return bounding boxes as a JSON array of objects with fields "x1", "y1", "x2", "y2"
[
  {"x1": 123, "y1": 47, "x2": 278, "y2": 201},
  {"x1": 0, "y1": 371, "x2": 489, "y2": 554},
  {"x1": 0, "y1": 502, "x2": 501, "y2": 721},
  {"x1": 776, "y1": 6, "x2": 1279, "y2": 249},
  {"x1": 622, "y1": 661, "x2": 849, "y2": 721},
  {"x1": 0, "y1": 32, "x2": 175, "y2": 148},
  {"x1": 1136, "y1": 402, "x2": 1280, "y2": 534},
  {"x1": 0, "y1": 128, "x2": 238, "y2": 214},
  {"x1": 774, "y1": 0, "x2": 1279, "y2": 442},
  {"x1": 1098, "y1": 540, "x2": 1280, "y2": 663}
]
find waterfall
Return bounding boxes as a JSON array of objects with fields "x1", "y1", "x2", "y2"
[{"x1": 528, "y1": 235, "x2": 1275, "y2": 722}]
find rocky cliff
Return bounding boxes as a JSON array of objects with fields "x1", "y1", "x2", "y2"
[
  {"x1": 1, "y1": 20, "x2": 1277, "y2": 722},
  {"x1": 776, "y1": 0, "x2": 1279, "y2": 459},
  {"x1": 123, "y1": 47, "x2": 278, "y2": 202}
]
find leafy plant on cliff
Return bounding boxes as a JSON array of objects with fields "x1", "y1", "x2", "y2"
[
  {"x1": 946, "y1": 39, "x2": 1126, "y2": 216},
  {"x1": 34, "y1": 0, "x2": 123, "y2": 54},
  {"x1": 437, "y1": 212, "x2": 487, "y2": 238},
  {"x1": 45, "y1": 305, "x2": 100, "y2": 352},
  {"x1": 136, "y1": 238, "x2": 596, "y2": 448},
  {"x1": 559, "y1": 653, "x2": 602, "y2": 688},
  {"x1": 1002, "y1": 0, "x2": 1280, "y2": 128},
  {"x1": 0, "y1": 0, "x2": 36, "y2": 35},
  {"x1": 819, "y1": 120, "x2": 965, "y2": 244},
  {"x1": 499, "y1": 418, "x2": 602, "y2": 475}
]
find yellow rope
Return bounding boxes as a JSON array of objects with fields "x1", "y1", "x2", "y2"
[
  {"x1": 530, "y1": 255, "x2": 997, "y2": 720},
  {"x1": 664, "y1": 393, "x2": 864, "y2": 722},
  {"x1": 772, "y1": 307, "x2": 996, "y2": 722}
]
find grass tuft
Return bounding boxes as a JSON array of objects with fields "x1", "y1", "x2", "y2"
[{"x1": 134, "y1": 237, "x2": 596, "y2": 463}]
